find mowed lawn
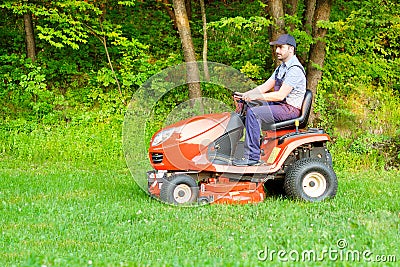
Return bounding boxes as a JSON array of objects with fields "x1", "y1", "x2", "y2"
[{"x1": 0, "y1": 125, "x2": 399, "y2": 266}]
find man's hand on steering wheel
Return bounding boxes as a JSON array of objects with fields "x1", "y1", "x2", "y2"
[
  {"x1": 234, "y1": 91, "x2": 251, "y2": 101},
  {"x1": 235, "y1": 91, "x2": 264, "y2": 106}
]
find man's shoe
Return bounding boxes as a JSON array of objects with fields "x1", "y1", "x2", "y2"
[{"x1": 232, "y1": 158, "x2": 261, "y2": 166}]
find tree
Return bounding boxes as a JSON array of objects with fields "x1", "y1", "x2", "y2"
[
  {"x1": 24, "y1": 12, "x2": 36, "y2": 61},
  {"x1": 305, "y1": 0, "x2": 332, "y2": 114},
  {"x1": 172, "y1": 0, "x2": 202, "y2": 100},
  {"x1": 200, "y1": 0, "x2": 210, "y2": 81},
  {"x1": 267, "y1": 0, "x2": 285, "y2": 66},
  {"x1": 0, "y1": 2, "x2": 38, "y2": 61}
]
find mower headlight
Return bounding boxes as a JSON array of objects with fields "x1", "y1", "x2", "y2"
[{"x1": 151, "y1": 128, "x2": 175, "y2": 146}]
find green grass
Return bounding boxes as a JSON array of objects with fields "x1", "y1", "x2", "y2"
[{"x1": 0, "y1": 123, "x2": 399, "y2": 266}]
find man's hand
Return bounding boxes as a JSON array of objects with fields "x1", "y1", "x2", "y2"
[
  {"x1": 235, "y1": 91, "x2": 252, "y2": 102},
  {"x1": 235, "y1": 91, "x2": 255, "y2": 101},
  {"x1": 234, "y1": 92, "x2": 251, "y2": 101}
]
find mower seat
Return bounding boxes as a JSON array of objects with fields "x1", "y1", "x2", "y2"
[{"x1": 261, "y1": 89, "x2": 313, "y2": 131}]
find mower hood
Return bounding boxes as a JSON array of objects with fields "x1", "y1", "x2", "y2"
[{"x1": 149, "y1": 112, "x2": 238, "y2": 170}]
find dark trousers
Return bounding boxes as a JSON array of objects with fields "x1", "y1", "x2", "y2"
[{"x1": 244, "y1": 102, "x2": 300, "y2": 160}]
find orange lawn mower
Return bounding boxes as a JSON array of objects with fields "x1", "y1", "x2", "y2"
[{"x1": 147, "y1": 89, "x2": 338, "y2": 205}]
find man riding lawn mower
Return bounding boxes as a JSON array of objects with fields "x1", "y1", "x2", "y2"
[{"x1": 146, "y1": 34, "x2": 337, "y2": 205}]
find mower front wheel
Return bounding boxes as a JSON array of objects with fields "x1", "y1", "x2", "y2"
[
  {"x1": 160, "y1": 174, "x2": 199, "y2": 205},
  {"x1": 284, "y1": 158, "x2": 337, "y2": 202}
]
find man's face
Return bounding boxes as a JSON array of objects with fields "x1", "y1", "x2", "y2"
[{"x1": 275, "y1": 44, "x2": 293, "y2": 62}]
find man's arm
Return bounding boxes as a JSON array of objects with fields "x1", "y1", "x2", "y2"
[
  {"x1": 254, "y1": 77, "x2": 275, "y2": 93},
  {"x1": 239, "y1": 81, "x2": 292, "y2": 102},
  {"x1": 258, "y1": 83, "x2": 293, "y2": 102},
  {"x1": 236, "y1": 77, "x2": 276, "y2": 101}
]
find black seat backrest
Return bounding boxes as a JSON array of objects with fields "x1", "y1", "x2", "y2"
[{"x1": 261, "y1": 89, "x2": 313, "y2": 131}]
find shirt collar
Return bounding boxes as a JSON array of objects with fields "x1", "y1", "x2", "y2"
[{"x1": 284, "y1": 55, "x2": 299, "y2": 68}]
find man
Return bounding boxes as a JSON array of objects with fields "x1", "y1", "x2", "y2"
[{"x1": 233, "y1": 34, "x2": 306, "y2": 166}]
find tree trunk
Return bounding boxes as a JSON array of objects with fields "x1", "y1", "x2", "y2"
[
  {"x1": 172, "y1": 0, "x2": 201, "y2": 100},
  {"x1": 306, "y1": 0, "x2": 332, "y2": 124},
  {"x1": 303, "y1": 0, "x2": 317, "y2": 35},
  {"x1": 267, "y1": 0, "x2": 285, "y2": 67},
  {"x1": 24, "y1": 13, "x2": 36, "y2": 62},
  {"x1": 284, "y1": 0, "x2": 299, "y2": 30},
  {"x1": 200, "y1": 0, "x2": 210, "y2": 81},
  {"x1": 284, "y1": 0, "x2": 299, "y2": 14}
]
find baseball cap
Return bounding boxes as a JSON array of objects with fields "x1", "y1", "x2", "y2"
[{"x1": 269, "y1": 34, "x2": 296, "y2": 48}]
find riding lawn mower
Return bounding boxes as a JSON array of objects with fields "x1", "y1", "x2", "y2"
[{"x1": 146, "y1": 89, "x2": 338, "y2": 205}]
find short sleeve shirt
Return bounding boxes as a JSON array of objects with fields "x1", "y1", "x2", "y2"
[{"x1": 269, "y1": 55, "x2": 306, "y2": 109}]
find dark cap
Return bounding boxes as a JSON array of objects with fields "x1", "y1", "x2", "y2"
[{"x1": 269, "y1": 34, "x2": 296, "y2": 48}]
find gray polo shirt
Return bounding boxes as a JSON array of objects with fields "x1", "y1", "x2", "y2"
[{"x1": 270, "y1": 55, "x2": 306, "y2": 109}]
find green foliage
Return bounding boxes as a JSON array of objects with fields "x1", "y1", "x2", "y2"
[
  {"x1": 321, "y1": 1, "x2": 400, "y2": 91},
  {"x1": 113, "y1": 37, "x2": 161, "y2": 91},
  {"x1": 239, "y1": 61, "x2": 264, "y2": 80},
  {"x1": 0, "y1": 55, "x2": 55, "y2": 120},
  {"x1": 116, "y1": 1, "x2": 181, "y2": 61},
  {"x1": 329, "y1": 133, "x2": 400, "y2": 171},
  {"x1": 283, "y1": 16, "x2": 314, "y2": 61},
  {"x1": 206, "y1": 2, "x2": 272, "y2": 80},
  {"x1": 0, "y1": 0, "x2": 161, "y2": 124},
  {"x1": 20, "y1": 64, "x2": 53, "y2": 115},
  {"x1": 313, "y1": 0, "x2": 400, "y2": 168},
  {"x1": 1, "y1": 1, "x2": 103, "y2": 49}
]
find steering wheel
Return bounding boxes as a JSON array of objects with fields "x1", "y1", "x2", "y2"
[{"x1": 233, "y1": 93, "x2": 265, "y2": 116}]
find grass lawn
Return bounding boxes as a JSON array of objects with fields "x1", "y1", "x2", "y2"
[{"x1": 0, "y1": 124, "x2": 399, "y2": 266}]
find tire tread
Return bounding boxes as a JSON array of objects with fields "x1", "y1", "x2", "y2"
[{"x1": 284, "y1": 158, "x2": 337, "y2": 201}]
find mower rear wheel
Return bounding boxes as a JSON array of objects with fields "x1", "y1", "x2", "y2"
[
  {"x1": 284, "y1": 158, "x2": 337, "y2": 202},
  {"x1": 160, "y1": 174, "x2": 199, "y2": 205}
]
